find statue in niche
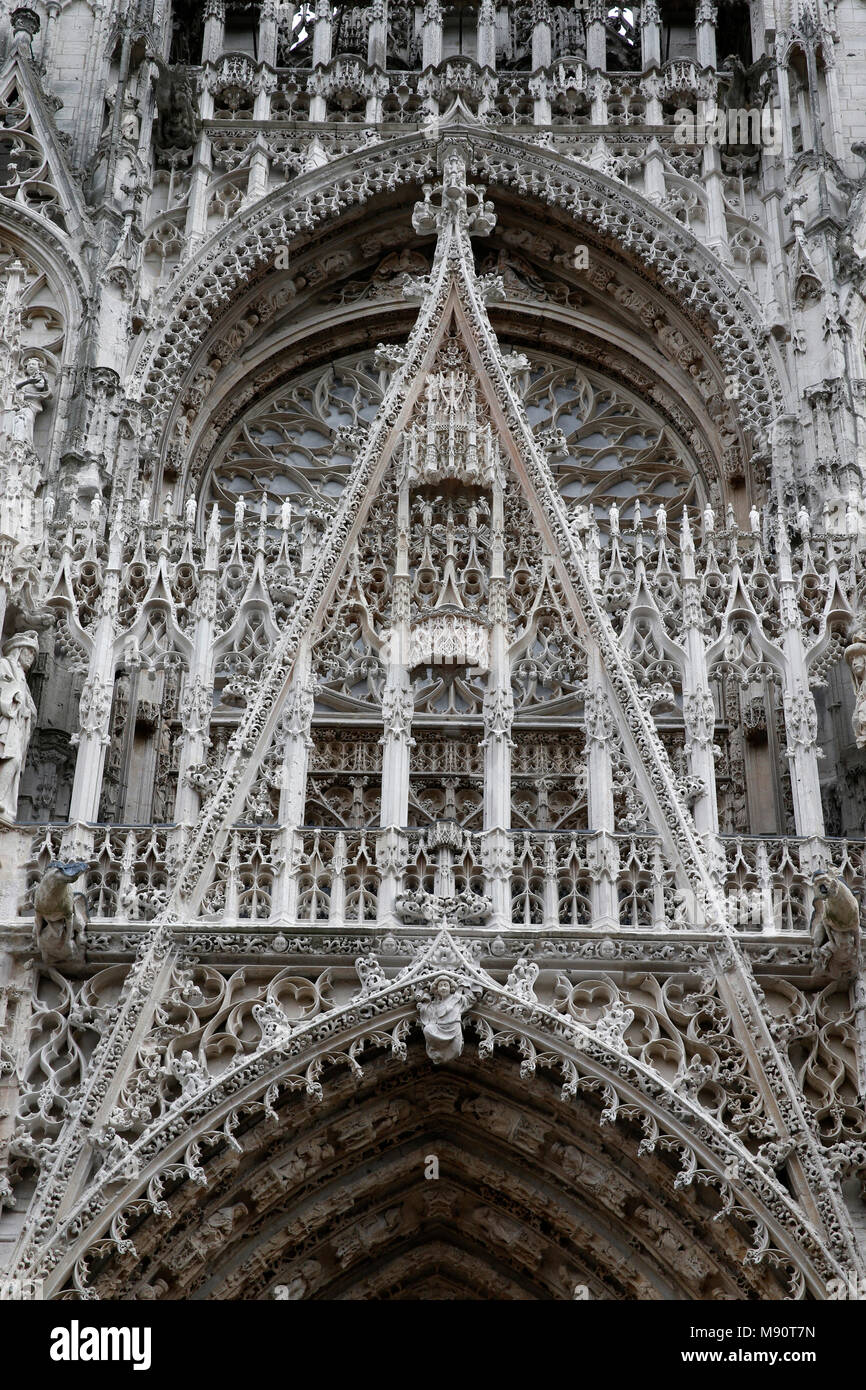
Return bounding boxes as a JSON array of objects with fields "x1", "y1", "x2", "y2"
[
  {"x1": 9, "y1": 356, "x2": 49, "y2": 447},
  {"x1": 844, "y1": 625, "x2": 866, "y2": 750},
  {"x1": 415, "y1": 974, "x2": 481, "y2": 1063},
  {"x1": 0, "y1": 630, "x2": 38, "y2": 823}
]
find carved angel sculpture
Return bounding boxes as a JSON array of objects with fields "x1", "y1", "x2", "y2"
[{"x1": 415, "y1": 975, "x2": 481, "y2": 1064}]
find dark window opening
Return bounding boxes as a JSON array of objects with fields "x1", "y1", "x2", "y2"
[
  {"x1": 716, "y1": 1, "x2": 753, "y2": 68},
  {"x1": 169, "y1": 0, "x2": 204, "y2": 65}
]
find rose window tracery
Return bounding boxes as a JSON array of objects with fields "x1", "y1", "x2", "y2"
[
  {"x1": 205, "y1": 348, "x2": 702, "y2": 539},
  {"x1": 194, "y1": 337, "x2": 712, "y2": 849}
]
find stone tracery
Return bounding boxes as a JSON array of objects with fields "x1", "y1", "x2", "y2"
[{"x1": 1, "y1": 0, "x2": 866, "y2": 1303}]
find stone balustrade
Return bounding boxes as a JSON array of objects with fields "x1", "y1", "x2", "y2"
[{"x1": 20, "y1": 823, "x2": 862, "y2": 933}]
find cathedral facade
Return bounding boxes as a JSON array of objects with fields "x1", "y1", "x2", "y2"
[{"x1": 0, "y1": 0, "x2": 866, "y2": 1301}]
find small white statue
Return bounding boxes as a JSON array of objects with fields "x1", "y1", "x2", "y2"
[
  {"x1": 845, "y1": 630, "x2": 866, "y2": 750},
  {"x1": 702, "y1": 504, "x2": 715, "y2": 539},
  {"x1": 234, "y1": 495, "x2": 246, "y2": 531},
  {"x1": 415, "y1": 976, "x2": 480, "y2": 1064},
  {"x1": 749, "y1": 505, "x2": 761, "y2": 536},
  {"x1": 138, "y1": 494, "x2": 150, "y2": 526},
  {"x1": 608, "y1": 501, "x2": 620, "y2": 536},
  {"x1": 280, "y1": 498, "x2": 293, "y2": 532},
  {"x1": 185, "y1": 496, "x2": 197, "y2": 530},
  {"x1": 797, "y1": 505, "x2": 811, "y2": 540},
  {"x1": 10, "y1": 356, "x2": 49, "y2": 446},
  {"x1": 655, "y1": 505, "x2": 667, "y2": 538},
  {"x1": 120, "y1": 91, "x2": 140, "y2": 143},
  {"x1": 0, "y1": 630, "x2": 38, "y2": 823}
]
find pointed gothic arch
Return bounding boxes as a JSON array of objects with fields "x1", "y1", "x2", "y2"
[
  {"x1": 10, "y1": 934, "x2": 846, "y2": 1301},
  {"x1": 130, "y1": 121, "x2": 790, "y2": 464}
]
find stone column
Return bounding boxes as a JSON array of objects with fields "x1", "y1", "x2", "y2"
[
  {"x1": 203, "y1": 0, "x2": 225, "y2": 61},
  {"x1": 259, "y1": 0, "x2": 279, "y2": 65},
  {"x1": 65, "y1": 527, "x2": 124, "y2": 845},
  {"x1": 174, "y1": 506, "x2": 220, "y2": 827},
  {"x1": 695, "y1": 2, "x2": 727, "y2": 254},
  {"x1": 365, "y1": 1, "x2": 388, "y2": 123},
  {"x1": 422, "y1": 0, "x2": 442, "y2": 67},
  {"x1": 477, "y1": 0, "x2": 496, "y2": 69},
  {"x1": 530, "y1": 0, "x2": 552, "y2": 122},
  {"x1": 776, "y1": 519, "x2": 825, "y2": 840},
  {"x1": 585, "y1": 0, "x2": 607, "y2": 71},
  {"x1": 307, "y1": 0, "x2": 333, "y2": 124},
  {"x1": 185, "y1": 7, "x2": 219, "y2": 252},
  {"x1": 40, "y1": 1, "x2": 62, "y2": 71},
  {"x1": 377, "y1": 479, "x2": 412, "y2": 922},
  {"x1": 248, "y1": 65, "x2": 277, "y2": 201},
  {"x1": 531, "y1": 0, "x2": 552, "y2": 68},
  {"x1": 275, "y1": 651, "x2": 316, "y2": 922},
  {"x1": 640, "y1": 0, "x2": 661, "y2": 68},
  {"x1": 640, "y1": 71, "x2": 667, "y2": 202},
  {"x1": 482, "y1": 478, "x2": 514, "y2": 926},
  {"x1": 679, "y1": 511, "x2": 720, "y2": 839},
  {"x1": 694, "y1": 0, "x2": 717, "y2": 68},
  {"x1": 368, "y1": 0, "x2": 387, "y2": 67},
  {"x1": 204, "y1": 0, "x2": 226, "y2": 59},
  {"x1": 585, "y1": 654, "x2": 618, "y2": 929}
]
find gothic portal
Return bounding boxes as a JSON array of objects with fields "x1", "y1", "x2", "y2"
[{"x1": 1, "y1": 0, "x2": 866, "y2": 1303}]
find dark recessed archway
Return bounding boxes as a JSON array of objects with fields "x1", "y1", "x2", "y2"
[{"x1": 72, "y1": 1042, "x2": 794, "y2": 1301}]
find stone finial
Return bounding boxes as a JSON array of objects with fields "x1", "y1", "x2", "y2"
[{"x1": 10, "y1": 8, "x2": 40, "y2": 50}]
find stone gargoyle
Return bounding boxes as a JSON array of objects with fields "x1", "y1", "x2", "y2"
[
  {"x1": 33, "y1": 860, "x2": 89, "y2": 964},
  {"x1": 149, "y1": 55, "x2": 201, "y2": 153},
  {"x1": 810, "y1": 868, "x2": 861, "y2": 982}
]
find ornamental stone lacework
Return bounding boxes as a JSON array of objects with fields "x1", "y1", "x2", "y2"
[{"x1": 2, "y1": 0, "x2": 866, "y2": 1302}]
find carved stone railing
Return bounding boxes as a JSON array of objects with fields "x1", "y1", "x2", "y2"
[
  {"x1": 193, "y1": 56, "x2": 724, "y2": 132},
  {"x1": 22, "y1": 823, "x2": 175, "y2": 923},
  {"x1": 718, "y1": 834, "x2": 866, "y2": 934},
  {"x1": 20, "y1": 825, "x2": 862, "y2": 932}
]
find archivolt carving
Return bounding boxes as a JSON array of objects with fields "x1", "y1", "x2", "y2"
[
  {"x1": 6, "y1": 930, "x2": 850, "y2": 1299},
  {"x1": 133, "y1": 129, "x2": 786, "y2": 453}
]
